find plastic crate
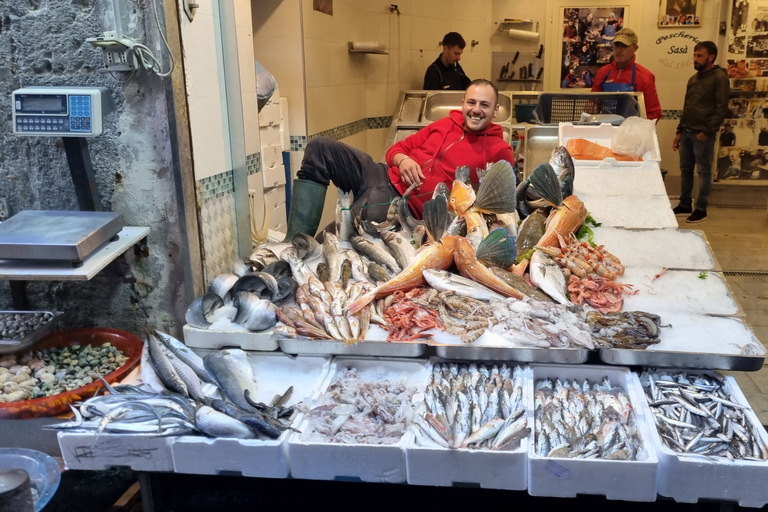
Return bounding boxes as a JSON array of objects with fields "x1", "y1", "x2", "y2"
[{"x1": 533, "y1": 93, "x2": 640, "y2": 124}]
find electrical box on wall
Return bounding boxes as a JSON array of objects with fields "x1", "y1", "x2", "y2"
[{"x1": 12, "y1": 87, "x2": 115, "y2": 137}]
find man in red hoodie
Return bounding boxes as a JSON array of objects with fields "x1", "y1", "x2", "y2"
[{"x1": 283, "y1": 79, "x2": 514, "y2": 240}]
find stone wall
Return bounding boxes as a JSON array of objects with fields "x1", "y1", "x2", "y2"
[{"x1": 0, "y1": 0, "x2": 189, "y2": 336}]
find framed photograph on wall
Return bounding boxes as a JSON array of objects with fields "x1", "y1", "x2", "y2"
[
  {"x1": 560, "y1": 7, "x2": 626, "y2": 89},
  {"x1": 658, "y1": 0, "x2": 701, "y2": 27}
]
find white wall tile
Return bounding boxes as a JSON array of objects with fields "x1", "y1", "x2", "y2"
[
  {"x1": 234, "y1": 0, "x2": 252, "y2": 28},
  {"x1": 187, "y1": 95, "x2": 228, "y2": 181},
  {"x1": 252, "y1": 0, "x2": 301, "y2": 38},
  {"x1": 253, "y1": 34, "x2": 304, "y2": 90},
  {"x1": 304, "y1": 39, "x2": 331, "y2": 88},
  {"x1": 236, "y1": 26, "x2": 257, "y2": 94},
  {"x1": 181, "y1": 13, "x2": 222, "y2": 99},
  {"x1": 279, "y1": 85, "x2": 307, "y2": 136},
  {"x1": 242, "y1": 91, "x2": 261, "y2": 155}
]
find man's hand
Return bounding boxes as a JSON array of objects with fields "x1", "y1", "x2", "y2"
[
  {"x1": 696, "y1": 132, "x2": 709, "y2": 142},
  {"x1": 673, "y1": 133, "x2": 681, "y2": 151},
  {"x1": 397, "y1": 156, "x2": 425, "y2": 187}
]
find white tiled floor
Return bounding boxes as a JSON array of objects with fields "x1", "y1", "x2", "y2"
[{"x1": 683, "y1": 207, "x2": 768, "y2": 424}]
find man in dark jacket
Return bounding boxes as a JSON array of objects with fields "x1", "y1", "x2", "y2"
[
  {"x1": 423, "y1": 32, "x2": 471, "y2": 90},
  {"x1": 282, "y1": 79, "x2": 513, "y2": 240},
  {"x1": 672, "y1": 41, "x2": 730, "y2": 223}
]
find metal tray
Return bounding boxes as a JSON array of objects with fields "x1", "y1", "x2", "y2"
[
  {"x1": 278, "y1": 338, "x2": 427, "y2": 357},
  {"x1": 0, "y1": 310, "x2": 64, "y2": 355},
  {"x1": 600, "y1": 347, "x2": 765, "y2": 372},
  {"x1": 429, "y1": 341, "x2": 590, "y2": 363}
]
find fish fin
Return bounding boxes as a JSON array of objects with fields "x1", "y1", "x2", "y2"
[
  {"x1": 346, "y1": 290, "x2": 377, "y2": 315},
  {"x1": 474, "y1": 160, "x2": 517, "y2": 214},
  {"x1": 455, "y1": 165, "x2": 471, "y2": 184},
  {"x1": 398, "y1": 182, "x2": 423, "y2": 231},
  {"x1": 423, "y1": 195, "x2": 449, "y2": 242},
  {"x1": 528, "y1": 163, "x2": 563, "y2": 208},
  {"x1": 476, "y1": 228, "x2": 517, "y2": 268}
]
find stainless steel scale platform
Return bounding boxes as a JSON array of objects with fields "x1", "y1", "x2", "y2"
[{"x1": 0, "y1": 210, "x2": 124, "y2": 263}]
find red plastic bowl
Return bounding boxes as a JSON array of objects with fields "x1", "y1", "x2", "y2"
[{"x1": 0, "y1": 328, "x2": 142, "y2": 420}]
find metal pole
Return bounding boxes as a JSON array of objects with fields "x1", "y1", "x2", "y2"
[{"x1": 62, "y1": 137, "x2": 101, "y2": 211}]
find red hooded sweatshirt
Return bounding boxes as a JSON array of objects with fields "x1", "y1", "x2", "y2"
[{"x1": 385, "y1": 110, "x2": 514, "y2": 218}]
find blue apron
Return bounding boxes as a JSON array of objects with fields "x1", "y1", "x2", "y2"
[{"x1": 600, "y1": 63, "x2": 636, "y2": 92}]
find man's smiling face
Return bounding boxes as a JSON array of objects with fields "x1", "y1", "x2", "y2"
[{"x1": 462, "y1": 84, "x2": 499, "y2": 132}]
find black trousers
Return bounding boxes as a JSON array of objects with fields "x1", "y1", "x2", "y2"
[{"x1": 297, "y1": 137, "x2": 401, "y2": 225}]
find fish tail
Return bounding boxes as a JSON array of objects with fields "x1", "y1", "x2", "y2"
[{"x1": 346, "y1": 290, "x2": 377, "y2": 315}]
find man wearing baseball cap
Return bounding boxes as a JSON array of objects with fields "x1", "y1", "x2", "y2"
[{"x1": 591, "y1": 27, "x2": 662, "y2": 121}]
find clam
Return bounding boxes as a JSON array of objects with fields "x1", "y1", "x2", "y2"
[
  {"x1": 185, "y1": 292, "x2": 224, "y2": 329},
  {"x1": 233, "y1": 293, "x2": 278, "y2": 331}
]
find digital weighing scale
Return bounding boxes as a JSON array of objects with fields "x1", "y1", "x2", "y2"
[{"x1": 0, "y1": 211, "x2": 125, "y2": 263}]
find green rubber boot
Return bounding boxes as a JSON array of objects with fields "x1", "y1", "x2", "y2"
[{"x1": 282, "y1": 179, "x2": 327, "y2": 241}]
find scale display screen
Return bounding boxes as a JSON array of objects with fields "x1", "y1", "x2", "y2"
[
  {"x1": 12, "y1": 87, "x2": 113, "y2": 138},
  {"x1": 16, "y1": 94, "x2": 67, "y2": 114}
]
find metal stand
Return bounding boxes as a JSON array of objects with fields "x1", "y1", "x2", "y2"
[{"x1": 62, "y1": 137, "x2": 102, "y2": 212}]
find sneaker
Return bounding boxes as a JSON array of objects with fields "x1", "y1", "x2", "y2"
[
  {"x1": 686, "y1": 209, "x2": 707, "y2": 223},
  {"x1": 672, "y1": 205, "x2": 693, "y2": 216}
]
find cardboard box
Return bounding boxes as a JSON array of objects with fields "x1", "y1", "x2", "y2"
[
  {"x1": 527, "y1": 364, "x2": 658, "y2": 502},
  {"x1": 171, "y1": 352, "x2": 331, "y2": 478}
]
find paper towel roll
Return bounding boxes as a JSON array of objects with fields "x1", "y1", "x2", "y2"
[{"x1": 507, "y1": 29, "x2": 539, "y2": 42}]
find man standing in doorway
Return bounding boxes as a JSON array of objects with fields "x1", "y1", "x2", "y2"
[
  {"x1": 591, "y1": 28, "x2": 662, "y2": 121},
  {"x1": 672, "y1": 41, "x2": 730, "y2": 223},
  {"x1": 423, "y1": 32, "x2": 471, "y2": 90}
]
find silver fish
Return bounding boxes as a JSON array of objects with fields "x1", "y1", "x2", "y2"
[
  {"x1": 423, "y1": 269, "x2": 504, "y2": 301},
  {"x1": 280, "y1": 247, "x2": 317, "y2": 286},
  {"x1": 195, "y1": 405, "x2": 256, "y2": 439},
  {"x1": 233, "y1": 293, "x2": 278, "y2": 331},
  {"x1": 154, "y1": 330, "x2": 217, "y2": 385},
  {"x1": 203, "y1": 349, "x2": 258, "y2": 411},
  {"x1": 147, "y1": 333, "x2": 187, "y2": 396},
  {"x1": 350, "y1": 236, "x2": 401, "y2": 275},
  {"x1": 164, "y1": 348, "x2": 206, "y2": 401},
  {"x1": 529, "y1": 250, "x2": 569, "y2": 304},
  {"x1": 140, "y1": 340, "x2": 168, "y2": 393}
]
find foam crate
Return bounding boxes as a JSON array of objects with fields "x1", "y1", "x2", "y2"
[
  {"x1": 259, "y1": 102, "x2": 282, "y2": 127},
  {"x1": 264, "y1": 185, "x2": 286, "y2": 211},
  {"x1": 58, "y1": 432, "x2": 174, "y2": 472},
  {"x1": 287, "y1": 356, "x2": 430, "y2": 483},
  {"x1": 182, "y1": 324, "x2": 278, "y2": 351},
  {"x1": 572, "y1": 161, "x2": 667, "y2": 197},
  {"x1": 279, "y1": 97, "x2": 289, "y2": 149},
  {"x1": 559, "y1": 122, "x2": 661, "y2": 165},
  {"x1": 630, "y1": 370, "x2": 768, "y2": 507},
  {"x1": 260, "y1": 124, "x2": 282, "y2": 150},
  {"x1": 262, "y1": 161, "x2": 285, "y2": 189},
  {"x1": 405, "y1": 359, "x2": 532, "y2": 490},
  {"x1": 269, "y1": 202, "x2": 287, "y2": 229},
  {"x1": 171, "y1": 352, "x2": 331, "y2": 478},
  {"x1": 527, "y1": 364, "x2": 658, "y2": 501}
]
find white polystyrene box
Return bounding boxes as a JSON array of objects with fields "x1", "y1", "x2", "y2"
[
  {"x1": 182, "y1": 324, "x2": 279, "y2": 351},
  {"x1": 629, "y1": 370, "x2": 768, "y2": 508},
  {"x1": 559, "y1": 122, "x2": 661, "y2": 165},
  {"x1": 527, "y1": 364, "x2": 658, "y2": 502},
  {"x1": 405, "y1": 359, "x2": 532, "y2": 490},
  {"x1": 269, "y1": 203, "x2": 287, "y2": 229},
  {"x1": 572, "y1": 161, "x2": 667, "y2": 197},
  {"x1": 262, "y1": 162, "x2": 286, "y2": 189},
  {"x1": 58, "y1": 432, "x2": 174, "y2": 472},
  {"x1": 287, "y1": 357, "x2": 430, "y2": 483},
  {"x1": 259, "y1": 102, "x2": 282, "y2": 127},
  {"x1": 279, "y1": 97, "x2": 289, "y2": 150},
  {"x1": 264, "y1": 185, "x2": 286, "y2": 211},
  {"x1": 578, "y1": 194, "x2": 676, "y2": 228},
  {"x1": 170, "y1": 352, "x2": 331, "y2": 478}
]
